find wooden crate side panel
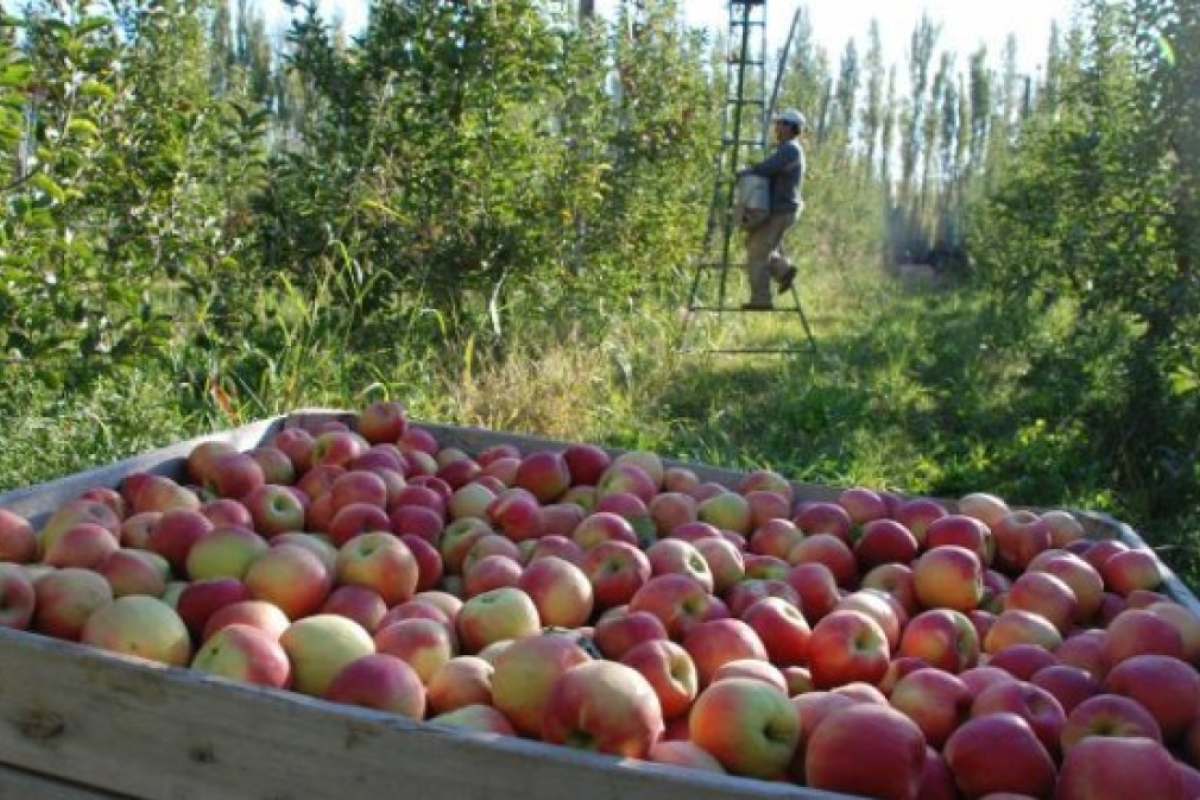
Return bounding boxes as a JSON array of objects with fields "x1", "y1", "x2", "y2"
[
  {"x1": 0, "y1": 629, "x2": 833, "y2": 800},
  {"x1": 0, "y1": 762, "x2": 128, "y2": 799}
]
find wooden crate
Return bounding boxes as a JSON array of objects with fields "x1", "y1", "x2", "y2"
[{"x1": 0, "y1": 410, "x2": 1194, "y2": 799}]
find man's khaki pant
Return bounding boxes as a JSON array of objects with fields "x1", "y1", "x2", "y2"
[{"x1": 744, "y1": 209, "x2": 799, "y2": 305}]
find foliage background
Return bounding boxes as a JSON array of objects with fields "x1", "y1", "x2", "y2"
[{"x1": 1, "y1": 0, "x2": 1197, "y2": 582}]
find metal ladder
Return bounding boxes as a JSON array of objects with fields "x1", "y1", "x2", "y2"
[{"x1": 681, "y1": 0, "x2": 816, "y2": 355}]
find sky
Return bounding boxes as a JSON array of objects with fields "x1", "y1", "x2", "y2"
[{"x1": 295, "y1": 0, "x2": 1075, "y2": 76}]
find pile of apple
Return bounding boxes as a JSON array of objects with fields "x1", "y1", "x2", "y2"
[{"x1": 2, "y1": 401, "x2": 1200, "y2": 800}]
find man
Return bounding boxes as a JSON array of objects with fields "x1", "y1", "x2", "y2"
[{"x1": 738, "y1": 108, "x2": 806, "y2": 310}]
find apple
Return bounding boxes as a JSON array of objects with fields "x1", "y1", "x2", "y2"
[
  {"x1": 324, "y1": 653, "x2": 425, "y2": 720},
  {"x1": 1056, "y1": 628, "x2": 1108, "y2": 676},
  {"x1": 1061, "y1": 692, "x2": 1163, "y2": 749},
  {"x1": 0, "y1": 563, "x2": 37, "y2": 629},
  {"x1": 983, "y1": 608, "x2": 1063, "y2": 654},
  {"x1": 128, "y1": 474, "x2": 201, "y2": 515},
  {"x1": 957, "y1": 491, "x2": 1011, "y2": 528},
  {"x1": 34, "y1": 566, "x2": 114, "y2": 640},
  {"x1": 1102, "y1": 608, "x2": 1185, "y2": 669},
  {"x1": 191, "y1": 622, "x2": 292, "y2": 689},
  {"x1": 279, "y1": 613, "x2": 375, "y2": 697},
  {"x1": 42, "y1": 521, "x2": 121, "y2": 570},
  {"x1": 747, "y1": 518, "x2": 805, "y2": 561},
  {"x1": 327, "y1": 470, "x2": 388, "y2": 514},
  {"x1": 784, "y1": 561, "x2": 841, "y2": 622},
  {"x1": 199, "y1": 499, "x2": 254, "y2": 529},
  {"x1": 971, "y1": 679, "x2": 1066, "y2": 757},
  {"x1": 201, "y1": 599, "x2": 291, "y2": 642},
  {"x1": 247, "y1": 446, "x2": 296, "y2": 487},
  {"x1": 724, "y1": 578, "x2": 801, "y2": 619},
  {"x1": 787, "y1": 533, "x2": 857, "y2": 588},
  {"x1": 888, "y1": 667, "x2": 972, "y2": 748},
  {"x1": 516, "y1": 555, "x2": 594, "y2": 629},
  {"x1": 335, "y1": 531, "x2": 418, "y2": 607},
  {"x1": 1029, "y1": 663, "x2": 1100, "y2": 714},
  {"x1": 692, "y1": 536, "x2": 745, "y2": 595},
  {"x1": 1057, "y1": 735, "x2": 1185, "y2": 800},
  {"x1": 645, "y1": 538, "x2": 714, "y2": 592},
  {"x1": 537, "y1": 503, "x2": 587, "y2": 541},
  {"x1": 837, "y1": 486, "x2": 888, "y2": 525},
  {"x1": 373, "y1": 617, "x2": 457, "y2": 684},
  {"x1": 792, "y1": 500, "x2": 853, "y2": 541},
  {"x1": 399, "y1": 533, "x2": 444, "y2": 593},
  {"x1": 592, "y1": 608, "x2": 668, "y2": 660},
  {"x1": 455, "y1": 587, "x2": 540, "y2": 654},
  {"x1": 580, "y1": 540, "x2": 652, "y2": 609},
  {"x1": 690, "y1": 677, "x2": 799, "y2": 779},
  {"x1": 683, "y1": 618, "x2": 769, "y2": 688},
  {"x1": 463, "y1": 554, "x2": 523, "y2": 598},
  {"x1": 491, "y1": 632, "x2": 593, "y2": 737},
  {"x1": 743, "y1": 490, "x2": 792, "y2": 530},
  {"x1": 1104, "y1": 653, "x2": 1200, "y2": 741},
  {"x1": 267, "y1": 427, "x2": 315, "y2": 474},
  {"x1": 991, "y1": 510, "x2": 1053, "y2": 574},
  {"x1": 187, "y1": 440, "x2": 239, "y2": 485},
  {"x1": 942, "y1": 712, "x2": 1057, "y2": 799},
  {"x1": 861, "y1": 562, "x2": 919, "y2": 618},
  {"x1": 184, "y1": 525, "x2": 268, "y2": 581},
  {"x1": 1003, "y1": 569, "x2": 1078, "y2": 633},
  {"x1": 808, "y1": 609, "x2": 891, "y2": 689},
  {"x1": 542, "y1": 660, "x2": 663, "y2": 758},
  {"x1": 243, "y1": 543, "x2": 333, "y2": 620},
  {"x1": 0, "y1": 509, "x2": 37, "y2": 563},
  {"x1": 853, "y1": 518, "x2": 919, "y2": 572},
  {"x1": 1029, "y1": 551, "x2": 1105, "y2": 624},
  {"x1": 201, "y1": 452, "x2": 266, "y2": 501},
  {"x1": 924, "y1": 514, "x2": 994, "y2": 564},
  {"x1": 311, "y1": 429, "x2": 370, "y2": 469},
  {"x1": 835, "y1": 588, "x2": 907, "y2": 651},
  {"x1": 175, "y1": 577, "x2": 251, "y2": 641},
  {"x1": 80, "y1": 595, "x2": 192, "y2": 666},
  {"x1": 561, "y1": 443, "x2": 611, "y2": 487},
  {"x1": 429, "y1": 704, "x2": 516, "y2": 736},
  {"x1": 911, "y1": 545, "x2": 984, "y2": 612},
  {"x1": 806, "y1": 703, "x2": 926, "y2": 800},
  {"x1": 647, "y1": 740, "x2": 725, "y2": 774},
  {"x1": 1101, "y1": 548, "x2": 1165, "y2": 596},
  {"x1": 896, "y1": 608, "x2": 979, "y2": 674},
  {"x1": 1145, "y1": 600, "x2": 1200, "y2": 664},
  {"x1": 426, "y1": 655, "x2": 495, "y2": 714},
  {"x1": 647, "y1": 492, "x2": 698, "y2": 537},
  {"x1": 892, "y1": 496, "x2": 949, "y2": 545},
  {"x1": 958, "y1": 664, "x2": 1020, "y2": 697},
  {"x1": 988, "y1": 642, "x2": 1060, "y2": 681},
  {"x1": 696, "y1": 492, "x2": 753, "y2": 536},
  {"x1": 741, "y1": 597, "x2": 811, "y2": 667},
  {"x1": 627, "y1": 573, "x2": 728, "y2": 640},
  {"x1": 320, "y1": 585, "x2": 388, "y2": 633},
  {"x1": 357, "y1": 400, "x2": 408, "y2": 444},
  {"x1": 736, "y1": 468, "x2": 794, "y2": 501},
  {"x1": 742, "y1": 552, "x2": 789, "y2": 581}
]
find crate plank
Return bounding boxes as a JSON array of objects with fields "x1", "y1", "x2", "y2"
[
  {"x1": 0, "y1": 628, "x2": 829, "y2": 800},
  {"x1": 0, "y1": 762, "x2": 128, "y2": 799}
]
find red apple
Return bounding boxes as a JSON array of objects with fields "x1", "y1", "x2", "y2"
[
  {"x1": 683, "y1": 617, "x2": 769, "y2": 688},
  {"x1": 911, "y1": 545, "x2": 984, "y2": 613},
  {"x1": 1102, "y1": 608, "x2": 1185, "y2": 670},
  {"x1": 357, "y1": 400, "x2": 408, "y2": 444},
  {"x1": 191, "y1": 622, "x2": 292, "y2": 688},
  {"x1": 0, "y1": 509, "x2": 37, "y2": 563},
  {"x1": 374, "y1": 617, "x2": 457, "y2": 684},
  {"x1": 888, "y1": 667, "x2": 972, "y2": 748},
  {"x1": 491, "y1": 633, "x2": 593, "y2": 737},
  {"x1": 176, "y1": 577, "x2": 251, "y2": 641},
  {"x1": 426, "y1": 655, "x2": 494, "y2": 714},
  {"x1": 320, "y1": 584, "x2": 388, "y2": 633},
  {"x1": 201, "y1": 599, "x2": 291, "y2": 642},
  {"x1": 741, "y1": 597, "x2": 812, "y2": 667},
  {"x1": 34, "y1": 567, "x2": 114, "y2": 640},
  {"x1": 1061, "y1": 692, "x2": 1163, "y2": 749},
  {"x1": 942, "y1": 712, "x2": 1057, "y2": 799},
  {"x1": 1057, "y1": 735, "x2": 1185, "y2": 800},
  {"x1": 806, "y1": 703, "x2": 926, "y2": 800},
  {"x1": 455, "y1": 586, "x2": 540, "y2": 654},
  {"x1": 1104, "y1": 653, "x2": 1200, "y2": 742},
  {"x1": 243, "y1": 543, "x2": 333, "y2": 620},
  {"x1": 924, "y1": 514, "x2": 994, "y2": 564},
  {"x1": 580, "y1": 540, "x2": 651, "y2": 609},
  {"x1": 627, "y1": 573, "x2": 727, "y2": 640},
  {"x1": 808, "y1": 609, "x2": 891, "y2": 689},
  {"x1": 792, "y1": 500, "x2": 853, "y2": 541},
  {"x1": 620, "y1": 638, "x2": 698, "y2": 720},
  {"x1": 897, "y1": 608, "x2": 980, "y2": 674},
  {"x1": 785, "y1": 561, "x2": 841, "y2": 622},
  {"x1": 0, "y1": 563, "x2": 37, "y2": 629},
  {"x1": 542, "y1": 660, "x2": 664, "y2": 758},
  {"x1": 592, "y1": 608, "x2": 668, "y2": 660},
  {"x1": 971, "y1": 679, "x2": 1067, "y2": 757},
  {"x1": 516, "y1": 555, "x2": 594, "y2": 629},
  {"x1": 324, "y1": 653, "x2": 425, "y2": 720},
  {"x1": 853, "y1": 518, "x2": 919, "y2": 572}
]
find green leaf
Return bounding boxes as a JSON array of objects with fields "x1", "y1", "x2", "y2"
[
  {"x1": 66, "y1": 118, "x2": 101, "y2": 139},
  {"x1": 30, "y1": 173, "x2": 65, "y2": 202},
  {"x1": 77, "y1": 80, "x2": 115, "y2": 100}
]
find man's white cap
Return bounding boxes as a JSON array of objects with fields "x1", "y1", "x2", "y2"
[{"x1": 772, "y1": 108, "x2": 807, "y2": 128}]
